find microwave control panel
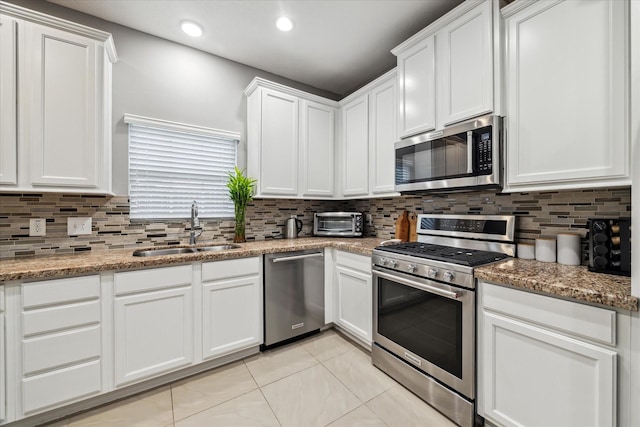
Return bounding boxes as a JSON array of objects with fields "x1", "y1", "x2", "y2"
[{"x1": 476, "y1": 128, "x2": 492, "y2": 175}]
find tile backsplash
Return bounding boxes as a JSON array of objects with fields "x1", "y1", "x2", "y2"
[{"x1": 0, "y1": 187, "x2": 630, "y2": 260}]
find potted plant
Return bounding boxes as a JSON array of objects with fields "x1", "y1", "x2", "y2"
[{"x1": 227, "y1": 167, "x2": 257, "y2": 243}]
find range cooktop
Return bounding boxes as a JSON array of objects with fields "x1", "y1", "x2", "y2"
[{"x1": 375, "y1": 242, "x2": 510, "y2": 267}]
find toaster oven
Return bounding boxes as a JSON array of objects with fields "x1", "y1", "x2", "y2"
[{"x1": 314, "y1": 212, "x2": 363, "y2": 237}]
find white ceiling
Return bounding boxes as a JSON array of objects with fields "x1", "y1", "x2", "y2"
[{"x1": 47, "y1": 0, "x2": 463, "y2": 96}]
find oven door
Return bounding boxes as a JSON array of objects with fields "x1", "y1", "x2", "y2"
[{"x1": 372, "y1": 267, "x2": 475, "y2": 399}]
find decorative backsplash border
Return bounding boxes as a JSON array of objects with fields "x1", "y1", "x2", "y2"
[{"x1": 0, "y1": 187, "x2": 630, "y2": 260}]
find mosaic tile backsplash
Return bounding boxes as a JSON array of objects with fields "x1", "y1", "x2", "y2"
[{"x1": 0, "y1": 187, "x2": 631, "y2": 260}]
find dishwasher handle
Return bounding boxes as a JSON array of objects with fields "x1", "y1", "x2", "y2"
[{"x1": 271, "y1": 252, "x2": 324, "y2": 263}]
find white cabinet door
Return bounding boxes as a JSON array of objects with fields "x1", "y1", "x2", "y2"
[
  {"x1": 114, "y1": 286, "x2": 193, "y2": 386},
  {"x1": 334, "y1": 257, "x2": 372, "y2": 345},
  {"x1": 481, "y1": 311, "x2": 616, "y2": 427},
  {"x1": 259, "y1": 88, "x2": 299, "y2": 196},
  {"x1": 505, "y1": 0, "x2": 629, "y2": 190},
  {"x1": 369, "y1": 76, "x2": 397, "y2": 194},
  {"x1": 0, "y1": 15, "x2": 17, "y2": 185},
  {"x1": 0, "y1": 289, "x2": 4, "y2": 423},
  {"x1": 397, "y1": 35, "x2": 436, "y2": 137},
  {"x1": 202, "y1": 275, "x2": 262, "y2": 360},
  {"x1": 25, "y1": 23, "x2": 100, "y2": 188},
  {"x1": 300, "y1": 100, "x2": 335, "y2": 197},
  {"x1": 437, "y1": 0, "x2": 492, "y2": 128},
  {"x1": 341, "y1": 95, "x2": 369, "y2": 196}
]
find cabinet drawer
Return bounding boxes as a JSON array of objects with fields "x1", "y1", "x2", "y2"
[
  {"x1": 23, "y1": 300, "x2": 100, "y2": 336},
  {"x1": 114, "y1": 265, "x2": 192, "y2": 296},
  {"x1": 335, "y1": 250, "x2": 371, "y2": 273},
  {"x1": 23, "y1": 326, "x2": 100, "y2": 375},
  {"x1": 481, "y1": 282, "x2": 616, "y2": 346},
  {"x1": 23, "y1": 275, "x2": 99, "y2": 308},
  {"x1": 202, "y1": 257, "x2": 260, "y2": 282},
  {"x1": 22, "y1": 360, "x2": 101, "y2": 414}
]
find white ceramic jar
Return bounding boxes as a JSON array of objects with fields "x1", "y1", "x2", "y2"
[
  {"x1": 535, "y1": 238, "x2": 557, "y2": 263},
  {"x1": 557, "y1": 233, "x2": 581, "y2": 265},
  {"x1": 517, "y1": 243, "x2": 535, "y2": 259}
]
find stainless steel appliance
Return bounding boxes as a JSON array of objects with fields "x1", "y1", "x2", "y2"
[
  {"x1": 284, "y1": 215, "x2": 303, "y2": 239},
  {"x1": 263, "y1": 249, "x2": 324, "y2": 347},
  {"x1": 588, "y1": 217, "x2": 631, "y2": 276},
  {"x1": 395, "y1": 115, "x2": 503, "y2": 193},
  {"x1": 314, "y1": 212, "x2": 363, "y2": 237},
  {"x1": 372, "y1": 214, "x2": 515, "y2": 427}
]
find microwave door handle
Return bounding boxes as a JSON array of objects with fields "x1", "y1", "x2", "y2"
[{"x1": 466, "y1": 131, "x2": 473, "y2": 174}]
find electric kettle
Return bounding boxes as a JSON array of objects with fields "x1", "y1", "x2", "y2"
[{"x1": 284, "y1": 215, "x2": 303, "y2": 239}]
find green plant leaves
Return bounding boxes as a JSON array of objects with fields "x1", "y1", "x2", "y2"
[{"x1": 227, "y1": 166, "x2": 257, "y2": 207}]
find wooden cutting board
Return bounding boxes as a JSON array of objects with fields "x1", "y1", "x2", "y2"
[
  {"x1": 395, "y1": 211, "x2": 409, "y2": 242},
  {"x1": 408, "y1": 212, "x2": 418, "y2": 242}
]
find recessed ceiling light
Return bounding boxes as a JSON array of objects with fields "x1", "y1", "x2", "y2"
[
  {"x1": 181, "y1": 20, "x2": 203, "y2": 37},
  {"x1": 276, "y1": 16, "x2": 294, "y2": 32}
]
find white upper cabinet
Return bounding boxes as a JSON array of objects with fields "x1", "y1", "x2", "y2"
[
  {"x1": 393, "y1": 0, "x2": 497, "y2": 137},
  {"x1": 369, "y1": 73, "x2": 398, "y2": 194},
  {"x1": 300, "y1": 100, "x2": 335, "y2": 197},
  {"x1": 396, "y1": 35, "x2": 436, "y2": 137},
  {"x1": 27, "y1": 24, "x2": 99, "y2": 188},
  {"x1": 340, "y1": 94, "x2": 370, "y2": 197},
  {"x1": 245, "y1": 78, "x2": 338, "y2": 199},
  {"x1": 0, "y1": 14, "x2": 17, "y2": 185},
  {"x1": 259, "y1": 88, "x2": 299, "y2": 196},
  {"x1": 339, "y1": 69, "x2": 399, "y2": 199},
  {"x1": 503, "y1": 0, "x2": 630, "y2": 191},
  {"x1": 0, "y1": 2, "x2": 117, "y2": 194},
  {"x1": 437, "y1": 0, "x2": 493, "y2": 128}
]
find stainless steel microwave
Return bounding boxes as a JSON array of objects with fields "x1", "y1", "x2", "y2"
[
  {"x1": 314, "y1": 212, "x2": 363, "y2": 237},
  {"x1": 395, "y1": 115, "x2": 503, "y2": 193}
]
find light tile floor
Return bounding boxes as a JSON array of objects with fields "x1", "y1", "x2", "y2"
[{"x1": 48, "y1": 330, "x2": 456, "y2": 427}]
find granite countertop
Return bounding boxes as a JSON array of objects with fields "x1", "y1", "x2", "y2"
[
  {"x1": 2, "y1": 238, "x2": 636, "y2": 311},
  {"x1": 475, "y1": 258, "x2": 637, "y2": 311},
  {"x1": 0, "y1": 237, "x2": 385, "y2": 282}
]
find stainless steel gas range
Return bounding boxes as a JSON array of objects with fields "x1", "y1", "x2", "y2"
[{"x1": 371, "y1": 214, "x2": 516, "y2": 427}]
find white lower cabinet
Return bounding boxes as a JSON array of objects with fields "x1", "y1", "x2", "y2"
[
  {"x1": 333, "y1": 250, "x2": 372, "y2": 346},
  {"x1": 113, "y1": 265, "x2": 193, "y2": 387},
  {"x1": 478, "y1": 281, "x2": 617, "y2": 427},
  {"x1": 201, "y1": 257, "x2": 262, "y2": 360},
  {"x1": 19, "y1": 275, "x2": 103, "y2": 416},
  {"x1": 0, "y1": 288, "x2": 5, "y2": 423}
]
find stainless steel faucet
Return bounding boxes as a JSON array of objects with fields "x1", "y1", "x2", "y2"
[{"x1": 189, "y1": 200, "x2": 202, "y2": 245}]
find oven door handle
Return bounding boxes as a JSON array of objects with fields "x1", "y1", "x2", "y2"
[{"x1": 374, "y1": 270, "x2": 463, "y2": 300}]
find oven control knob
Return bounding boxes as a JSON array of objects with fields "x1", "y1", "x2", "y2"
[
  {"x1": 427, "y1": 269, "x2": 438, "y2": 279},
  {"x1": 378, "y1": 257, "x2": 387, "y2": 266},
  {"x1": 443, "y1": 271, "x2": 455, "y2": 282},
  {"x1": 407, "y1": 264, "x2": 417, "y2": 273},
  {"x1": 388, "y1": 260, "x2": 398, "y2": 268}
]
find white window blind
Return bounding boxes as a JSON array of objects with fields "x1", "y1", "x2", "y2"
[{"x1": 125, "y1": 114, "x2": 239, "y2": 220}]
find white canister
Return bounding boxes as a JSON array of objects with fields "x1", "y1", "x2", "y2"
[
  {"x1": 535, "y1": 238, "x2": 557, "y2": 263},
  {"x1": 557, "y1": 233, "x2": 581, "y2": 266},
  {"x1": 517, "y1": 243, "x2": 535, "y2": 259}
]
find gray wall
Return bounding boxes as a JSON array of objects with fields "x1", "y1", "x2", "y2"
[{"x1": 7, "y1": 0, "x2": 340, "y2": 195}]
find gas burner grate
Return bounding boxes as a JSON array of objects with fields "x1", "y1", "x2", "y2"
[{"x1": 376, "y1": 242, "x2": 509, "y2": 267}]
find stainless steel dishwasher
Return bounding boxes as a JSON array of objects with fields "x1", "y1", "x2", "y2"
[{"x1": 263, "y1": 249, "x2": 324, "y2": 347}]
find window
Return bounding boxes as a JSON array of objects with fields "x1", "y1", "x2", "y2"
[{"x1": 125, "y1": 114, "x2": 239, "y2": 220}]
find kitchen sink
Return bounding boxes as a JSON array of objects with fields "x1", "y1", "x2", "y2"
[{"x1": 133, "y1": 244, "x2": 240, "y2": 257}]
